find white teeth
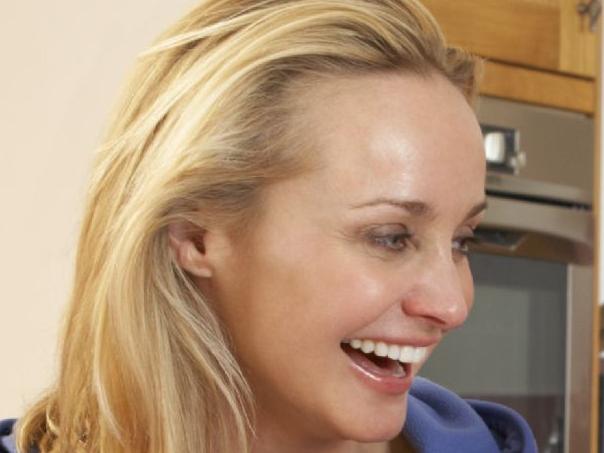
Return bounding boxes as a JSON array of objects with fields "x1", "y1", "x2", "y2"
[
  {"x1": 375, "y1": 342, "x2": 389, "y2": 357},
  {"x1": 347, "y1": 339, "x2": 428, "y2": 364},
  {"x1": 399, "y1": 346, "x2": 415, "y2": 363},
  {"x1": 361, "y1": 339, "x2": 375, "y2": 354},
  {"x1": 413, "y1": 347, "x2": 427, "y2": 363},
  {"x1": 387, "y1": 344, "x2": 400, "y2": 360}
]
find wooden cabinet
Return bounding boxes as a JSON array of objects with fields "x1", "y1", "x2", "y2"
[
  {"x1": 560, "y1": 0, "x2": 598, "y2": 76},
  {"x1": 422, "y1": 0, "x2": 599, "y2": 114}
]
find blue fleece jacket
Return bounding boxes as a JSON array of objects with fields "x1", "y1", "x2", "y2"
[
  {"x1": 403, "y1": 378, "x2": 537, "y2": 452},
  {"x1": 0, "y1": 377, "x2": 537, "y2": 452}
]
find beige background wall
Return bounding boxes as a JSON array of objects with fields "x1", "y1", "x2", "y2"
[{"x1": 0, "y1": 0, "x2": 197, "y2": 419}]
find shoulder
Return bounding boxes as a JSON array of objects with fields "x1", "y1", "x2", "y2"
[
  {"x1": 0, "y1": 419, "x2": 17, "y2": 453},
  {"x1": 403, "y1": 377, "x2": 538, "y2": 453}
]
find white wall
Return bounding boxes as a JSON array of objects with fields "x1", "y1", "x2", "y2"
[{"x1": 0, "y1": 0, "x2": 198, "y2": 419}]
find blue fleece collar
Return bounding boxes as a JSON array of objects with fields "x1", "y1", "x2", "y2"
[
  {"x1": 404, "y1": 377, "x2": 537, "y2": 453},
  {"x1": 0, "y1": 419, "x2": 16, "y2": 453}
]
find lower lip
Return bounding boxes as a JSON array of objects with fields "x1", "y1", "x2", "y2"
[{"x1": 345, "y1": 351, "x2": 413, "y2": 395}]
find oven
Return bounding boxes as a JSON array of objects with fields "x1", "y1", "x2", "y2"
[{"x1": 419, "y1": 96, "x2": 595, "y2": 453}]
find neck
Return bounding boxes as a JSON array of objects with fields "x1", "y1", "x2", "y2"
[
  {"x1": 251, "y1": 436, "x2": 391, "y2": 453},
  {"x1": 248, "y1": 391, "x2": 408, "y2": 453},
  {"x1": 250, "y1": 417, "x2": 393, "y2": 453}
]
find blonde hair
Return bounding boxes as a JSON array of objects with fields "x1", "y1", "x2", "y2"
[{"x1": 17, "y1": 1, "x2": 480, "y2": 452}]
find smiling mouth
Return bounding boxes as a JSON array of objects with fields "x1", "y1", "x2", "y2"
[{"x1": 340, "y1": 339, "x2": 427, "y2": 379}]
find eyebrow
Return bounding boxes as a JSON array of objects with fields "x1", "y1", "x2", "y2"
[
  {"x1": 465, "y1": 200, "x2": 488, "y2": 220},
  {"x1": 351, "y1": 198, "x2": 488, "y2": 221}
]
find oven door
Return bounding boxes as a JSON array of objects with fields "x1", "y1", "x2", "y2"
[{"x1": 419, "y1": 193, "x2": 593, "y2": 453}]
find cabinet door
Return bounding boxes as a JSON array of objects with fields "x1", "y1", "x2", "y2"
[
  {"x1": 422, "y1": 0, "x2": 597, "y2": 78},
  {"x1": 559, "y1": 0, "x2": 597, "y2": 77}
]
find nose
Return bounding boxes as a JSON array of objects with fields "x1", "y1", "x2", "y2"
[{"x1": 400, "y1": 249, "x2": 471, "y2": 331}]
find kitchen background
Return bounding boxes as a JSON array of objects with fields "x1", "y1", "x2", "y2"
[{"x1": 1, "y1": 1, "x2": 603, "y2": 452}]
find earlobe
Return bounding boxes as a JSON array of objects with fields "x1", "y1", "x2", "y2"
[{"x1": 168, "y1": 221, "x2": 213, "y2": 278}]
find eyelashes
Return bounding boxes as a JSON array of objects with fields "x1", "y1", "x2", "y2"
[
  {"x1": 364, "y1": 224, "x2": 477, "y2": 258},
  {"x1": 365, "y1": 226, "x2": 412, "y2": 253},
  {"x1": 451, "y1": 235, "x2": 479, "y2": 256}
]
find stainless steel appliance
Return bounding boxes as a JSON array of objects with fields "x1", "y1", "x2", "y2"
[{"x1": 419, "y1": 96, "x2": 595, "y2": 453}]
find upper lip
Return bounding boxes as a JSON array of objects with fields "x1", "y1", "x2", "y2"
[{"x1": 342, "y1": 335, "x2": 441, "y2": 348}]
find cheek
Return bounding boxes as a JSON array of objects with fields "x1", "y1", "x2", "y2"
[
  {"x1": 331, "y1": 272, "x2": 392, "y2": 325},
  {"x1": 295, "y1": 257, "x2": 395, "y2": 337}
]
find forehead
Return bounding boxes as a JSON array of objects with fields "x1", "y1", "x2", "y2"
[{"x1": 293, "y1": 71, "x2": 486, "y2": 211}]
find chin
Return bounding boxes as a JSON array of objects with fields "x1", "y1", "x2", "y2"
[{"x1": 332, "y1": 401, "x2": 408, "y2": 443}]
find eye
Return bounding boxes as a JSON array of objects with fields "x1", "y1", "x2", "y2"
[
  {"x1": 366, "y1": 225, "x2": 412, "y2": 253},
  {"x1": 452, "y1": 233, "x2": 478, "y2": 258}
]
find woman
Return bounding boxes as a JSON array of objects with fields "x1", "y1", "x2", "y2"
[{"x1": 1, "y1": 0, "x2": 537, "y2": 452}]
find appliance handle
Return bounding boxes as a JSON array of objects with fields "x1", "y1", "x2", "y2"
[{"x1": 481, "y1": 195, "x2": 593, "y2": 247}]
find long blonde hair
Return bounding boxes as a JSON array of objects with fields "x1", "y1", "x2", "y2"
[{"x1": 17, "y1": 1, "x2": 480, "y2": 451}]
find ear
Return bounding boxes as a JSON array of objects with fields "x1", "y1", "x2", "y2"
[{"x1": 168, "y1": 220, "x2": 215, "y2": 278}]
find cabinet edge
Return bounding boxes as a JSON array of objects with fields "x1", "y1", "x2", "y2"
[{"x1": 480, "y1": 61, "x2": 596, "y2": 115}]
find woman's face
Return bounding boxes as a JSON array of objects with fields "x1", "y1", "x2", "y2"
[{"x1": 206, "y1": 72, "x2": 486, "y2": 447}]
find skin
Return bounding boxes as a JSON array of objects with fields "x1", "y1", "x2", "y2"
[{"x1": 171, "y1": 71, "x2": 486, "y2": 453}]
